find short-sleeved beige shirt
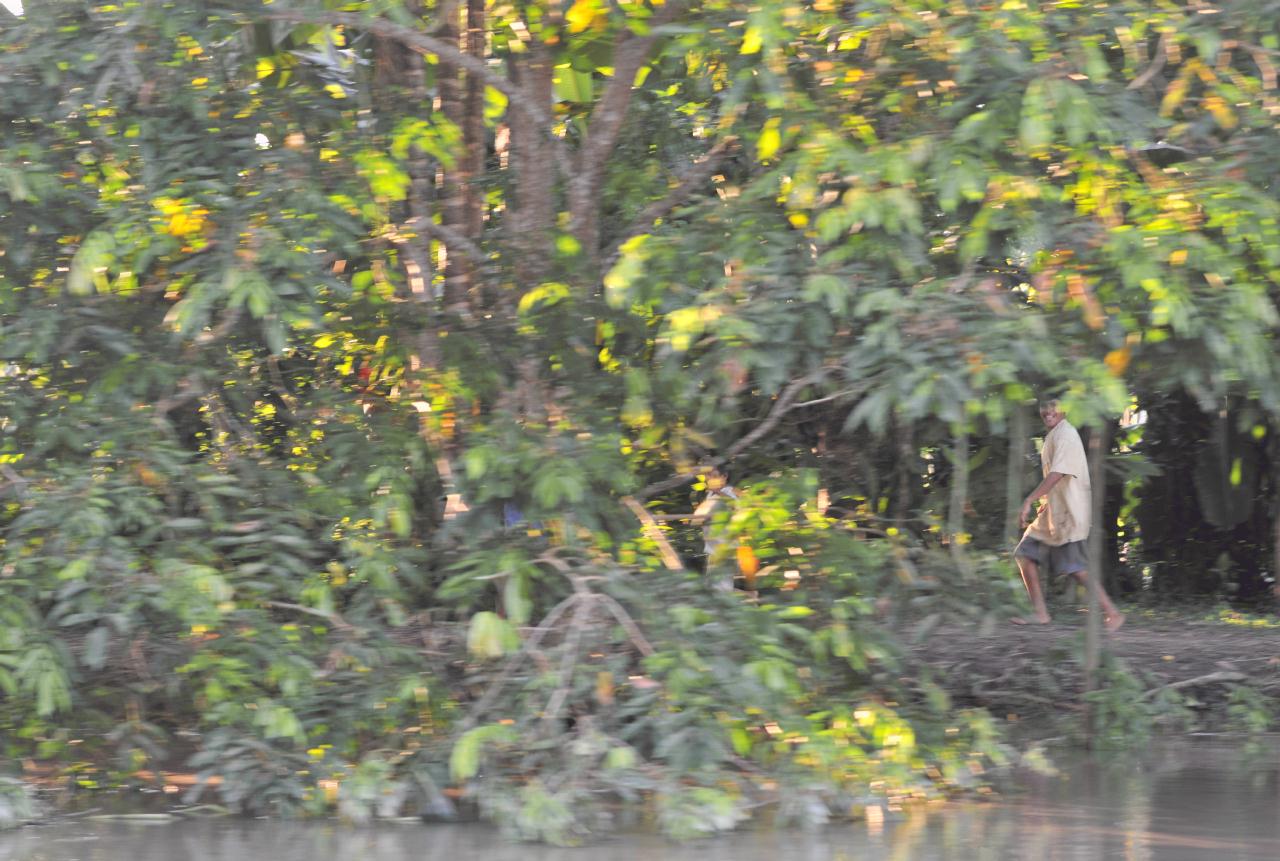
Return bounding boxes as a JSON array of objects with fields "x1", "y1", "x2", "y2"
[{"x1": 1025, "y1": 418, "x2": 1091, "y2": 546}]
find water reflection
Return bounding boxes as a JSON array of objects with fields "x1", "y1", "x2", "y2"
[{"x1": 2, "y1": 739, "x2": 1277, "y2": 861}]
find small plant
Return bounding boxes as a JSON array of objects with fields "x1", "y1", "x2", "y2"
[
  {"x1": 0, "y1": 778, "x2": 37, "y2": 830},
  {"x1": 1224, "y1": 685, "x2": 1274, "y2": 736},
  {"x1": 1083, "y1": 658, "x2": 1156, "y2": 747}
]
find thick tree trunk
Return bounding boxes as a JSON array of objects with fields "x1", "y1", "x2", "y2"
[
  {"x1": 507, "y1": 43, "x2": 556, "y2": 291},
  {"x1": 437, "y1": 0, "x2": 474, "y2": 313},
  {"x1": 567, "y1": 5, "x2": 681, "y2": 273},
  {"x1": 371, "y1": 1, "x2": 435, "y2": 303},
  {"x1": 462, "y1": 0, "x2": 486, "y2": 245}
]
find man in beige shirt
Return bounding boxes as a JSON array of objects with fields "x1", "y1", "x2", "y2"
[{"x1": 1013, "y1": 400, "x2": 1125, "y2": 632}]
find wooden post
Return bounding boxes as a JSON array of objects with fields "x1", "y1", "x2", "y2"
[{"x1": 1083, "y1": 422, "x2": 1109, "y2": 746}]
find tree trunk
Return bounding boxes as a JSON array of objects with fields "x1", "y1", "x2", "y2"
[
  {"x1": 1005, "y1": 405, "x2": 1028, "y2": 546},
  {"x1": 507, "y1": 43, "x2": 556, "y2": 291},
  {"x1": 948, "y1": 422, "x2": 971, "y2": 574},
  {"x1": 462, "y1": 0, "x2": 486, "y2": 256},
  {"x1": 567, "y1": 4, "x2": 680, "y2": 274},
  {"x1": 437, "y1": 0, "x2": 473, "y2": 313},
  {"x1": 1083, "y1": 422, "x2": 1109, "y2": 747}
]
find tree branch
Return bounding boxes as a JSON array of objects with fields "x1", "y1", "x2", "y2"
[
  {"x1": 1141, "y1": 671, "x2": 1246, "y2": 700},
  {"x1": 621, "y1": 495, "x2": 684, "y2": 570},
  {"x1": 260, "y1": 7, "x2": 572, "y2": 176},
  {"x1": 636, "y1": 367, "x2": 832, "y2": 500},
  {"x1": 263, "y1": 600, "x2": 355, "y2": 633},
  {"x1": 568, "y1": 1, "x2": 686, "y2": 256},
  {"x1": 542, "y1": 599, "x2": 590, "y2": 727},
  {"x1": 457, "y1": 593, "x2": 581, "y2": 732},
  {"x1": 596, "y1": 593, "x2": 656, "y2": 657},
  {"x1": 602, "y1": 135, "x2": 737, "y2": 273},
  {"x1": 396, "y1": 217, "x2": 487, "y2": 270},
  {"x1": 1127, "y1": 32, "x2": 1170, "y2": 91}
]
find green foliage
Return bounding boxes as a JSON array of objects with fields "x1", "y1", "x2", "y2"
[
  {"x1": 3, "y1": 0, "x2": 1280, "y2": 841},
  {"x1": 0, "y1": 777, "x2": 37, "y2": 831},
  {"x1": 1083, "y1": 659, "x2": 1158, "y2": 747},
  {"x1": 1224, "y1": 685, "x2": 1274, "y2": 736}
]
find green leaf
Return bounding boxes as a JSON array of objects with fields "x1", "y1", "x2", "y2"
[
  {"x1": 450, "y1": 723, "x2": 518, "y2": 781},
  {"x1": 67, "y1": 231, "x2": 115, "y2": 296},
  {"x1": 503, "y1": 572, "x2": 532, "y2": 626},
  {"x1": 467, "y1": 611, "x2": 520, "y2": 659},
  {"x1": 57, "y1": 558, "x2": 91, "y2": 581},
  {"x1": 605, "y1": 745, "x2": 637, "y2": 770}
]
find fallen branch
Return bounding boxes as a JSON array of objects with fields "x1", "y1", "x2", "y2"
[{"x1": 1142, "y1": 670, "x2": 1247, "y2": 700}]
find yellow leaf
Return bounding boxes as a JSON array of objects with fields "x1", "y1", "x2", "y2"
[
  {"x1": 1104, "y1": 347, "x2": 1131, "y2": 376},
  {"x1": 757, "y1": 117, "x2": 781, "y2": 161},
  {"x1": 1159, "y1": 72, "x2": 1189, "y2": 116},
  {"x1": 1204, "y1": 94, "x2": 1237, "y2": 129},
  {"x1": 741, "y1": 25, "x2": 763, "y2": 55},
  {"x1": 565, "y1": 0, "x2": 600, "y2": 34}
]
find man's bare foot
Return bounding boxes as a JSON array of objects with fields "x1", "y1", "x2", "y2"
[
  {"x1": 1105, "y1": 613, "x2": 1126, "y2": 634},
  {"x1": 1010, "y1": 614, "x2": 1051, "y2": 626}
]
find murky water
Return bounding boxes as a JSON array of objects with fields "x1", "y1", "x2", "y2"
[{"x1": 3, "y1": 738, "x2": 1278, "y2": 861}]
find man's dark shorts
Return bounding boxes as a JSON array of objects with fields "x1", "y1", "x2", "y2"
[{"x1": 1014, "y1": 535, "x2": 1088, "y2": 576}]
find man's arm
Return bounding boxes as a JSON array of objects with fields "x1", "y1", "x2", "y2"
[{"x1": 1020, "y1": 472, "x2": 1069, "y2": 527}]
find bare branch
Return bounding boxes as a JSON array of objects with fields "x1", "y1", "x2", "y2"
[
  {"x1": 0, "y1": 464, "x2": 28, "y2": 500},
  {"x1": 152, "y1": 373, "x2": 206, "y2": 426},
  {"x1": 602, "y1": 136, "x2": 737, "y2": 273},
  {"x1": 596, "y1": 593, "x2": 656, "y2": 657},
  {"x1": 579, "y1": 0, "x2": 683, "y2": 172},
  {"x1": 636, "y1": 367, "x2": 832, "y2": 500},
  {"x1": 457, "y1": 593, "x2": 582, "y2": 732},
  {"x1": 792, "y1": 387, "x2": 864, "y2": 409},
  {"x1": 263, "y1": 600, "x2": 356, "y2": 633},
  {"x1": 391, "y1": 216, "x2": 487, "y2": 272},
  {"x1": 1142, "y1": 671, "x2": 1246, "y2": 700},
  {"x1": 621, "y1": 496, "x2": 685, "y2": 570},
  {"x1": 542, "y1": 599, "x2": 591, "y2": 727},
  {"x1": 1127, "y1": 32, "x2": 1170, "y2": 91}
]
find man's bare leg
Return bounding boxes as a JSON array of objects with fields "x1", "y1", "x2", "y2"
[
  {"x1": 1014, "y1": 555, "x2": 1051, "y2": 624},
  {"x1": 1068, "y1": 569, "x2": 1125, "y2": 633}
]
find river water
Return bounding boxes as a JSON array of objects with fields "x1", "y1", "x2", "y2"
[{"x1": 3, "y1": 738, "x2": 1278, "y2": 860}]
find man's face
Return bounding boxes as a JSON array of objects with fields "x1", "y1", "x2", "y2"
[{"x1": 1040, "y1": 402, "x2": 1064, "y2": 430}]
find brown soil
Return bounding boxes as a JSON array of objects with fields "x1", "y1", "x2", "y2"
[{"x1": 902, "y1": 611, "x2": 1280, "y2": 726}]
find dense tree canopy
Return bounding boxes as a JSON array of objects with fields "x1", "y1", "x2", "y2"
[{"x1": 4, "y1": 0, "x2": 1280, "y2": 840}]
